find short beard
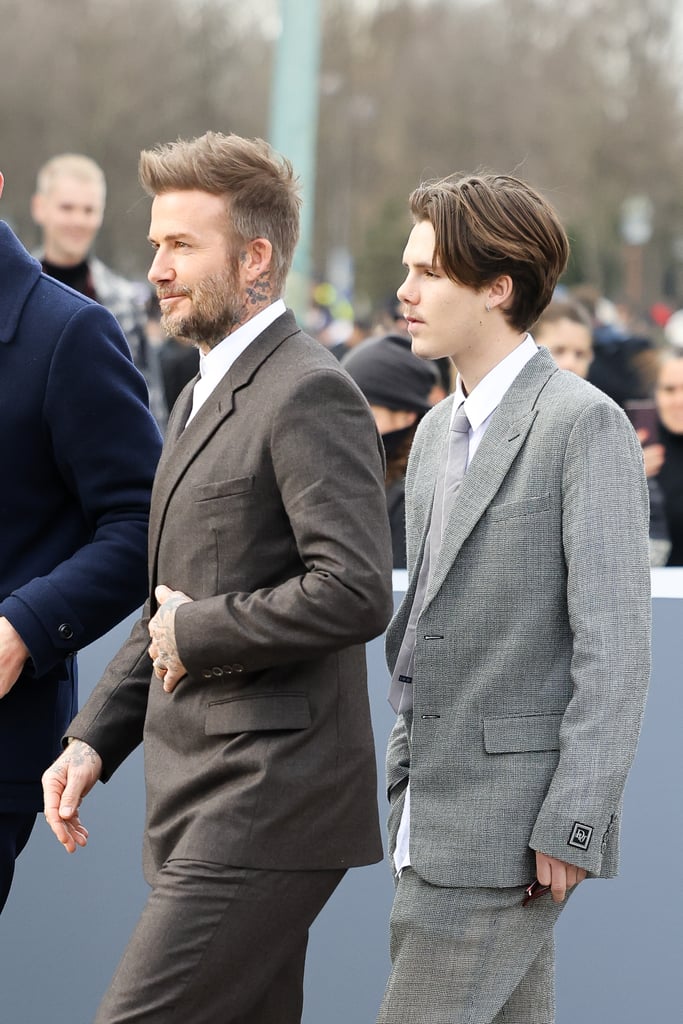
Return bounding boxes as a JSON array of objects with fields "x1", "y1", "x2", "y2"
[{"x1": 159, "y1": 260, "x2": 246, "y2": 350}]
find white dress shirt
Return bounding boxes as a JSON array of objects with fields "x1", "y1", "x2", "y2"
[
  {"x1": 186, "y1": 299, "x2": 286, "y2": 425},
  {"x1": 393, "y1": 333, "x2": 538, "y2": 876}
]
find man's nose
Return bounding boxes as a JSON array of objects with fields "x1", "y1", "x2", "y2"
[
  {"x1": 148, "y1": 250, "x2": 173, "y2": 285},
  {"x1": 397, "y1": 275, "x2": 413, "y2": 307}
]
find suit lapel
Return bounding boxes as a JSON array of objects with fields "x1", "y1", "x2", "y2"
[
  {"x1": 164, "y1": 378, "x2": 197, "y2": 446},
  {"x1": 412, "y1": 398, "x2": 452, "y2": 542},
  {"x1": 423, "y1": 347, "x2": 557, "y2": 607},
  {"x1": 147, "y1": 310, "x2": 300, "y2": 592}
]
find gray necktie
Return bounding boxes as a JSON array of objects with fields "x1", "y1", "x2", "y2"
[
  {"x1": 440, "y1": 404, "x2": 471, "y2": 542},
  {"x1": 388, "y1": 405, "x2": 471, "y2": 712}
]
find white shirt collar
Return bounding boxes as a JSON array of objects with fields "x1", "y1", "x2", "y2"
[
  {"x1": 187, "y1": 299, "x2": 286, "y2": 425},
  {"x1": 452, "y1": 333, "x2": 538, "y2": 429},
  {"x1": 197, "y1": 298, "x2": 286, "y2": 382}
]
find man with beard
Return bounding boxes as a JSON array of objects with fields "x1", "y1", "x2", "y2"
[{"x1": 42, "y1": 132, "x2": 394, "y2": 1024}]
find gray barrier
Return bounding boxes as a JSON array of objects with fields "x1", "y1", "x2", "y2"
[{"x1": 1, "y1": 571, "x2": 680, "y2": 1023}]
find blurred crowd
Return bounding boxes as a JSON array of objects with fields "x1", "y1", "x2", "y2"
[
  {"x1": 18, "y1": 150, "x2": 683, "y2": 571},
  {"x1": 307, "y1": 283, "x2": 683, "y2": 571}
]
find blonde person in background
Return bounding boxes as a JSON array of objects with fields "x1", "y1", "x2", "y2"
[{"x1": 31, "y1": 153, "x2": 165, "y2": 422}]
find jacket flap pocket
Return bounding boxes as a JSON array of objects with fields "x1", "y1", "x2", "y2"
[
  {"x1": 194, "y1": 476, "x2": 254, "y2": 502},
  {"x1": 487, "y1": 493, "x2": 551, "y2": 522},
  {"x1": 483, "y1": 712, "x2": 562, "y2": 753},
  {"x1": 206, "y1": 692, "x2": 311, "y2": 735}
]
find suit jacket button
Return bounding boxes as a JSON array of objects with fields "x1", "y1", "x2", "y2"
[
  {"x1": 231, "y1": 664, "x2": 244, "y2": 673},
  {"x1": 58, "y1": 623, "x2": 74, "y2": 640},
  {"x1": 202, "y1": 669, "x2": 213, "y2": 679},
  {"x1": 211, "y1": 666, "x2": 223, "y2": 677}
]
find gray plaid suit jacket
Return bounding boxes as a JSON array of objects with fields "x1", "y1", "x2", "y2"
[{"x1": 385, "y1": 346, "x2": 651, "y2": 887}]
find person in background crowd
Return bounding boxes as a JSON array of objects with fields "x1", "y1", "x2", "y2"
[
  {"x1": 378, "y1": 172, "x2": 650, "y2": 1024},
  {"x1": 327, "y1": 316, "x2": 373, "y2": 361},
  {"x1": 571, "y1": 283, "x2": 657, "y2": 408},
  {"x1": 343, "y1": 333, "x2": 440, "y2": 568},
  {"x1": 638, "y1": 347, "x2": 683, "y2": 565},
  {"x1": 379, "y1": 297, "x2": 451, "y2": 401},
  {"x1": 533, "y1": 297, "x2": 593, "y2": 378},
  {"x1": 0, "y1": 169, "x2": 161, "y2": 915},
  {"x1": 561, "y1": 287, "x2": 667, "y2": 563},
  {"x1": 42, "y1": 131, "x2": 393, "y2": 1024},
  {"x1": 31, "y1": 153, "x2": 166, "y2": 422}
]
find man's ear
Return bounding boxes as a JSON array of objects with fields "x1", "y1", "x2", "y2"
[
  {"x1": 486, "y1": 274, "x2": 514, "y2": 311},
  {"x1": 0, "y1": 172, "x2": 4, "y2": 200},
  {"x1": 242, "y1": 237, "x2": 273, "y2": 282}
]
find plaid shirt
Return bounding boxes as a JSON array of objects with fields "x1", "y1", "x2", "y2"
[
  {"x1": 35, "y1": 250, "x2": 167, "y2": 425},
  {"x1": 89, "y1": 259, "x2": 166, "y2": 425}
]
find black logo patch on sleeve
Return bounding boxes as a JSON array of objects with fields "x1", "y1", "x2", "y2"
[{"x1": 568, "y1": 822, "x2": 593, "y2": 851}]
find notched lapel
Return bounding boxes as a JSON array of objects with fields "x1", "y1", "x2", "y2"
[
  {"x1": 148, "y1": 309, "x2": 299, "y2": 574},
  {"x1": 411, "y1": 400, "x2": 452, "y2": 540},
  {"x1": 423, "y1": 348, "x2": 557, "y2": 608},
  {"x1": 164, "y1": 378, "x2": 199, "y2": 447}
]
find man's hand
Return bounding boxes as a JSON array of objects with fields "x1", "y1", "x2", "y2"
[
  {"x1": 148, "y1": 584, "x2": 191, "y2": 693},
  {"x1": 535, "y1": 850, "x2": 587, "y2": 903},
  {"x1": 0, "y1": 616, "x2": 30, "y2": 698},
  {"x1": 42, "y1": 740, "x2": 102, "y2": 853}
]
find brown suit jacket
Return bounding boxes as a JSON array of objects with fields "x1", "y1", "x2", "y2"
[{"x1": 69, "y1": 311, "x2": 394, "y2": 881}]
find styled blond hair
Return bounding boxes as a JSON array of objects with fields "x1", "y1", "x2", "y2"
[
  {"x1": 139, "y1": 132, "x2": 301, "y2": 294},
  {"x1": 36, "y1": 153, "x2": 106, "y2": 202}
]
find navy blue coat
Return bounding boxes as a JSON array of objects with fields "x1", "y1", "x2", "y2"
[{"x1": 0, "y1": 221, "x2": 162, "y2": 812}]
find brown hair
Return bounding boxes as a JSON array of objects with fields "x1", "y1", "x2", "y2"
[
  {"x1": 139, "y1": 131, "x2": 301, "y2": 294},
  {"x1": 409, "y1": 173, "x2": 569, "y2": 332}
]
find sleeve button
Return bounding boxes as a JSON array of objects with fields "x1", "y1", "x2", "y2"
[{"x1": 58, "y1": 623, "x2": 74, "y2": 640}]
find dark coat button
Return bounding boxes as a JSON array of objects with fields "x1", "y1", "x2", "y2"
[{"x1": 58, "y1": 623, "x2": 74, "y2": 640}]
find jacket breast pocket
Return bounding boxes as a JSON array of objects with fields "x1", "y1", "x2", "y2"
[
  {"x1": 205, "y1": 692, "x2": 312, "y2": 735},
  {"x1": 486, "y1": 493, "x2": 551, "y2": 522},
  {"x1": 483, "y1": 712, "x2": 562, "y2": 753},
  {"x1": 193, "y1": 476, "x2": 254, "y2": 502}
]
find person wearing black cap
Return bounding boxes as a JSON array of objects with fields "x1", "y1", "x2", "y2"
[{"x1": 343, "y1": 333, "x2": 440, "y2": 567}]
